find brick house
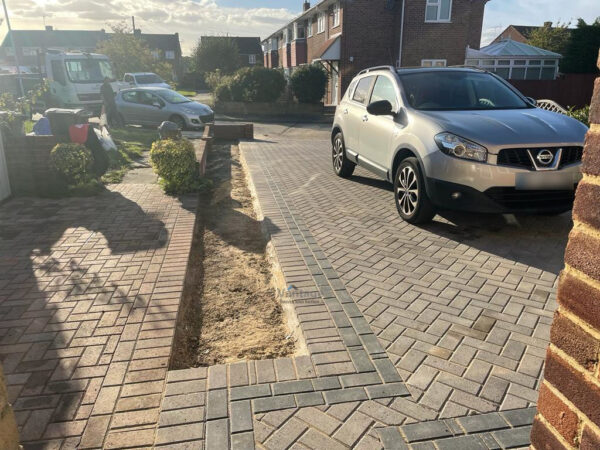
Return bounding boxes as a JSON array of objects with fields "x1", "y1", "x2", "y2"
[
  {"x1": 262, "y1": 0, "x2": 489, "y2": 105},
  {"x1": 491, "y1": 22, "x2": 563, "y2": 44},
  {"x1": 0, "y1": 27, "x2": 183, "y2": 80}
]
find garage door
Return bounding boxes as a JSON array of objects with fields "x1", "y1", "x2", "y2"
[{"x1": 0, "y1": 130, "x2": 11, "y2": 201}]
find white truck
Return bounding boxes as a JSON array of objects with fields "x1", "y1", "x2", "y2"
[{"x1": 43, "y1": 50, "x2": 126, "y2": 114}]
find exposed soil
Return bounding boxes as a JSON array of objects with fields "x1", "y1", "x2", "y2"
[{"x1": 171, "y1": 142, "x2": 294, "y2": 368}]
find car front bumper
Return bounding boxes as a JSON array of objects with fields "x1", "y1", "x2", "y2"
[
  {"x1": 423, "y1": 151, "x2": 582, "y2": 214},
  {"x1": 185, "y1": 112, "x2": 215, "y2": 129}
]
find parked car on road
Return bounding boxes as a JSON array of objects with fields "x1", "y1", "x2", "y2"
[
  {"x1": 123, "y1": 72, "x2": 171, "y2": 89},
  {"x1": 332, "y1": 66, "x2": 588, "y2": 224},
  {"x1": 115, "y1": 87, "x2": 214, "y2": 130}
]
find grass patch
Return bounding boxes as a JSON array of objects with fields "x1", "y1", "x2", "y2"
[
  {"x1": 177, "y1": 90, "x2": 196, "y2": 97},
  {"x1": 102, "y1": 126, "x2": 158, "y2": 184}
]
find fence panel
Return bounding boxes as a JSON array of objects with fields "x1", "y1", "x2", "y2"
[{"x1": 509, "y1": 73, "x2": 597, "y2": 109}]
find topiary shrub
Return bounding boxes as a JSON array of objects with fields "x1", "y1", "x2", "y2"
[
  {"x1": 290, "y1": 64, "x2": 328, "y2": 104},
  {"x1": 150, "y1": 138, "x2": 198, "y2": 194},
  {"x1": 50, "y1": 143, "x2": 94, "y2": 185}
]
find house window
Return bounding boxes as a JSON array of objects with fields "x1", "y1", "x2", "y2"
[
  {"x1": 151, "y1": 50, "x2": 160, "y2": 59},
  {"x1": 307, "y1": 19, "x2": 313, "y2": 37},
  {"x1": 333, "y1": 3, "x2": 340, "y2": 27},
  {"x1": 249, "y1": 54, "x2": 257, "y2": 65},
  {"x1": 425, "y1": 0, "x2": 452, "y2": 22},
  {"x1": 421, "y1": 59, "x2": 447, "y2": 67},
  {"x1": 165, "y1": 51, "x2": 175, "y2": 60},
  {"x1": 294, "y1": 22, "x2": 306, "y2": 40},
  {"x1": 318, "y1": 13, "x2": 326, "y2": 33}
]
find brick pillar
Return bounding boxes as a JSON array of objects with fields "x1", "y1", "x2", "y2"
[
  {"x1": 530, "y1": 51, "x2": 600, "y2": 449},
  {"x1": 0, "y1": 364, "x2": 20, "y2": 450}
]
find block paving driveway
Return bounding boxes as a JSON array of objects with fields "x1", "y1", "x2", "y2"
[{"x1": 0, "y1": 130, "x2": 572, "y2": 449}]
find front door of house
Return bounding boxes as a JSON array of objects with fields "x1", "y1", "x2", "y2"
[{"x1": 331, "y1": 62, "x2": 339, "y2": 105}]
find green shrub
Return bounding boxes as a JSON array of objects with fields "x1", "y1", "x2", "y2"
[
  {"x1": 290, "y1": 64, "x2": 328, "y2": 104},
  {"x1": 50, "y1": 143, "x2": 94, "y2": 185},
  {"x1": 205, "y1": 70, "x2": 225, "y2": 92},
  {"x1": 214, "y1": 82, "x2": 233, "y2": 102},
  {"x1": 214, "y1": 67, "x2": 286, "y2": 103},
  {"x1": 567, "y1": 105, "x2": 590, "y2": 127},
  {"x1": 150, "y1": 138, "x2": 199, "y2": 194}
]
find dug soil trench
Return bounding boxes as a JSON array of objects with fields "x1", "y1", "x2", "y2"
[{"x1": 171, "y1": 142, "x2": 295, "y2": 368}]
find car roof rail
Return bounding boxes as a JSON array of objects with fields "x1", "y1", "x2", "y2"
[
  {"x1": 447, "y1": 65, "x2": 487, "y2": 72},
  {"x1": 357, "y1": 65, "x2": 396, "y2": 75}
]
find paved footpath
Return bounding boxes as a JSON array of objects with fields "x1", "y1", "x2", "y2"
[{"x1": 0, "y1": 183, "x2": 196, "y2": 448}]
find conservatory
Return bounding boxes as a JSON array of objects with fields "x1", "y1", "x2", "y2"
[{"x1": 465, "y1": 39, "x2": 561, "y2": 80}]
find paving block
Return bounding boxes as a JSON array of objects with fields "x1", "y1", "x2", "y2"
[
  {"x1": 366, "y1": 382, "x2": 410, "y2": 400},
  {"x1": 252, "y1": 395, "x2": 296, "y2": 413},
  {"x1": 230, "y1": 400, "x2": 252, "y2": 433},
  {"x1": 401, "y1": 420, "x2": 454, "y2": 443},
  {"x1": 323, "y1": 387, "x2": 368, "y2": 404},
  {"x1": 205, "y1": 418, "x2": 229, "y2": 450}
]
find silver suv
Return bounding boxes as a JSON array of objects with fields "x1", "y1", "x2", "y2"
[{"x1": 332, "y1": 67, "x2": 588, "y2": 224}]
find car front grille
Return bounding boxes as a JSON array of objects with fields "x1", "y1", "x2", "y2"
[
  {"x1": 496, "y1": 146, "x2": 583, "y2": 170},
  {"x1": 485, "y1": 187, "x2": 576, "y2": 210},
  {"x1": 200, "y1": 113, "x2": 214, "y2": 124},
  {"x1": 77, "y1": 93, "x2": 102, "y2": 102}
]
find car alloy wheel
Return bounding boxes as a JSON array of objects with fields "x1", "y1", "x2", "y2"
[
  {"x1": 333, "y1": 137, "x2": 344, "y2": 173},
  {"x1": 397, "y1": 165, "x2": 419, "y2": 217}
]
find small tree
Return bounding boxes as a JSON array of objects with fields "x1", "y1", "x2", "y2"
[
  {"x1": 193, "y1": 37, "x2": 241, "y2": 74},
  {"x1": 290, "y1": 64, "x2": 328, "y2": 104},
  {"x1": 528, "y1": 22, "x2": 571, "y2": 59},
  {"x1": 97, "y1": 22, "x2": 174, "y2": 81},
  {"x1": 561, "y1": 18, "x2": 600, "y2": 73}
]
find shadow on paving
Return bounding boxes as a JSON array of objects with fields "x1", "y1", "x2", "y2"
[
  {"x1": 0, "y1": 187, "x2": 168, "y2": 444},
  {"x1": 349, "y1": 173, "x2": 571, "y2": 275}
]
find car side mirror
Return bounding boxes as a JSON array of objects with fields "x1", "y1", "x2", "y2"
[
  {"x1": 525, "y1": 96, "x2": 537, "y2": 106},
  {"x1": 367, "y1": 100, "x2": 394, "y2": 116}
]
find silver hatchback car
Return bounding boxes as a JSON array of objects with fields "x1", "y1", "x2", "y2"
[
  {"x1": 332, "y1": 67, "x2": 588, "y2": 224},
  {"x1": 116, "y1": 87, "x2": 214, "y2": 130}
]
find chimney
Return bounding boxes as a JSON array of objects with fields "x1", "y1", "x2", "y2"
[
  {"x1": 45, "y1": 25, "x2": 53, "y2": 31},
  {"x1": 303, "y1": 1, "x2": 310, "y2": 12},
  {"x1": 134, "y1": 28, "x2": 142, "y2": 36},
  {"x1": 544, "y1": 21, "x2": 552, "y2": 27}
]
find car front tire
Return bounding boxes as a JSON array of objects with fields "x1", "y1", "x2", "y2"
[
  {"x1": 394, "y1": 157, "x2": 436, "y2": 224},
  {"x1": 170, "y1": 115, "x2": 187, "y2": 131},
  {"x1": 332, "y1": 132, "x2": 355, "y2": 178}
]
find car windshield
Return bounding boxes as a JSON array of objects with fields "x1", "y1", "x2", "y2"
[
  {"x1": 65, "y1": 58, "x2": 115, "y2": 83},
  {"x1": 136, "y1": 74, "x2": 164, "y2": 84},
  {"x1": 398, "y1": 71, "x2": 530, "y2": 111},
  {"x1": 156, "y1": 89, "x2": 191, "y2": 104}
]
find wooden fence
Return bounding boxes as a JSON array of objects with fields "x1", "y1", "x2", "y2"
[{"x1": 509, "y1": 73, "x2": 597, "y2": 109}]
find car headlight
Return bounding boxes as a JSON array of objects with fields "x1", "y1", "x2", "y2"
[
  {"x1": 435, "y1": 132, "x2": 488, "y2": 162},
  {"x1": 181, "y1": 107, "x2": 196, "y2": 115}
]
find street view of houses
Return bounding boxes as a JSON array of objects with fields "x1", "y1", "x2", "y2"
[{"x1": 0, "y1": 0, "x2": 600, "y2": 449}]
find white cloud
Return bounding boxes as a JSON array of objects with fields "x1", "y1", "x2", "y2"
[{"x1": 2, "y1": 0, "x2": 296, "y2": 54}]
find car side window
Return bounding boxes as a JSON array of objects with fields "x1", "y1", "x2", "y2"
[
  {"x1": 122, "y1": 91, "x2": 138, "y2": 103},
  {"x1": 138, "y1": 91, "x2": 157, "y2": 106},
  {"x1": 125, "y1": 75, "x2": 133, "y2": 83},
  {"x1": 352, "y1": 77, "x2": 374, "y2": 105},
  {"x1": 344, "y1": 80, "x2": 358, "y2": 101},
  {"x1": 370, "y1": 76, "x2": 398, "y2": 111}
]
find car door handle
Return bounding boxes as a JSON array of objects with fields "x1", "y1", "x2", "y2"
[
  {"x1": 362, "y1": 115, "x2": 369, "y2": 122},
  {"x1": 343, "y1": 109, "x2": 348, "y2": 115}
]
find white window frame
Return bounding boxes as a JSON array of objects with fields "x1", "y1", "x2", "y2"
[
  {"x1": 249, "y1": 54, "x2": 257, "y2": 65},
  {"x1": 307, "y1": 18, "x2": 313, "y2": 37},
  {"x1": 425, "y1": 0, "x2": 452, "y2": 23},
  {"x1": 333, "y1": 3, "x2": 340, "y2": 28},
  {"x1": 421, "y1": 59, "x2": 447, "y2": 67},
  {"x1": 473, "y1": 58, "x2": 559, "y2": 80},
  {"x1": 165, "y1": 50, "x2": 175, "y2": 60},
  {"x1": 317, "y1": 13, "x2": 326, "y2": 33}
]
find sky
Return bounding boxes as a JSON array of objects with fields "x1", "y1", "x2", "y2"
[{"x1": 1, "y1": 0, "x2": 599, "y2": 55}]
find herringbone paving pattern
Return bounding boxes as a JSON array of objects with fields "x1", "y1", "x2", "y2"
[
  {"x1": 243, "y1": 139, "x2": 569, "y2": 418},
  {"x1": 0, "y1": 184, "x2": 196, "y2": 448}
]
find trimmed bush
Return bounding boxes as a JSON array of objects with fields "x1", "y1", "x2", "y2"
[
  {"x1": 150, "y1": 138, "x2": 198, "y2": 194},
  {"x1": 50, "y1": 143, "x2": 94, "y2": 185},
  {"x1": 290, "y1": 64, "x2": 328, "y2": 104},
  {"x1": 214, "y1": 67, "x2": 286, "y2": 103}
]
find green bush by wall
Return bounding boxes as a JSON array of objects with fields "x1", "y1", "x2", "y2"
[
  {"x1": 49, "y1": 143, "x2": 94, "y2": 185},
  {"x1": 150, "y1": 138, "x2": 199, "y2": 194},
  {"x1": 290, "y1": 65, "x2": 328, "y2": 104}
]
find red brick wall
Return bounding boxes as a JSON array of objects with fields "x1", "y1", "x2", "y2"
[
  {"x1": 291, "y1": 40, "x2": 308, "y2": 66},
  {"x1": 493, "y1": 25, "x2": 528, "y2": 44},
  {"x1": 401, "y1": 0, "x2": 486, "y2": 67},
  {"x1": 530, "y1": 52, "x2": 600, "y2": 450}
]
